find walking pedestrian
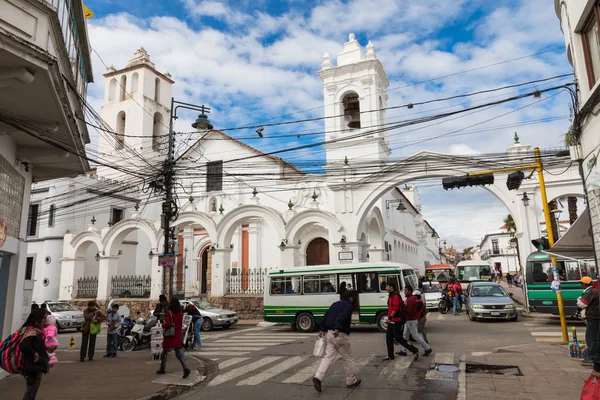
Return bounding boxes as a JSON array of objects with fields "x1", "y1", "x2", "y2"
[
  {"x1": 506, "y1": 273, "x2": 513, "y2": 288},
  {"x1": 448, "y1": 278, "x2": 461, "y2": 315},
  {"x1": 413, "y1": 290, "x2": 428, "y2": 344},
  {"x1": 81, "y1": 301, "x2": 105, "y2": 362},
  {"x1": 157, "y1": 299, "x2": 191, "y2": 378},
  {"x1": 384, "y1": 282, "x2": 418, "y2": 361},
  {"x1": 20, "y1": 309, "x2": 50, "y2": 400},
  {"x1": 185, "y1": 302, "x2": 203, "y2": 350},
  {"x1": 312, "y1": 291, "x2": 361, "y2": 393},
  {"x1": 104, "y1": 303, "x2": 121, "y2": 358},
  {"x1": 578, "y1": 276, "x2": 599, "y2": 365},
  {"x1": 398, "y1": 286, "x2": 432, "y2": 357}
]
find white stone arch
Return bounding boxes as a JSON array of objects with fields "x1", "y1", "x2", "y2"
[
  {"x1": 70, "y1": 231, "x2": 103, "y2": 258},
  {"x1": 102, "y1": 218, "x2": 159, "y2": 256},
  {"x1": 216, "y1": 205, "x2": 285, "y2": 247},
  {"x1": 365, "y1": 207, "x2": 385, "y2": 250},
  {"x1": 285, "y1": 209, "x2": 344, "y2": 244},
  {"x1": 173, "y1": 211, "x2": 217, "y2": 242},
  {"x1": 355, "y1": 151, "x2": 520, "y2": 239},
  {"x1": 108, "y1": 78, "x2": 118, "y2": 102}
]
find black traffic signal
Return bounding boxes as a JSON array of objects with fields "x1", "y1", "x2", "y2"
[
  {"x1": 442, "y1": 174, "x2": 494, "y2": 190},
  {"x1": 531, "y1": 237, "x2": 550, "y2": 250},
  {"x1": 506, "y1": 171, "x2": 525, "y2": 191}
]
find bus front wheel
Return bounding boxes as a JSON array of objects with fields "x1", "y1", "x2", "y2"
[
  {"x1": 296, "y1": 312, "x2": 315, "y2": 333},
  {"x1": 376, "y1": 313, "x2": 388, "y2": 333}
]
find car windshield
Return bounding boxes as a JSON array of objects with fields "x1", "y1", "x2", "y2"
[
  {"x1": 422, "y1": 283, "x2": 442, "y2": 293},
  {"x1": 48, "y1": 303, "x2": 79, "y2": 312},
  {"x1": 193, "y1": 301, "x2": 217, "y2": 310},
  {"x1": 470, "y1": 285, "x2": 508, "y2": 297}
]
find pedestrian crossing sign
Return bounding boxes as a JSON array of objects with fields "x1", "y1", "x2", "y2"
[{"x1": 83, "y1": 5, "x2": 95, "y2": 19}]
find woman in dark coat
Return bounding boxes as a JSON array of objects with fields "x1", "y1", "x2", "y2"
[
  {"x1": 20, "y1": 308, "x2": 50, "y2": 400},
  {"x1": 157, "y1": 299, "x2": 191, "y2": 378}
]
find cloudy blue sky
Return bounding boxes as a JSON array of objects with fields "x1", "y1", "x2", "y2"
[{"x1": 83, "y1": 0, "x2": 573, "y2": 249}]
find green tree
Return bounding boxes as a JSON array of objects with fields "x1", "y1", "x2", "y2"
[{"x1": 503, "y1": 214, "x2": 521, "y2": 270}]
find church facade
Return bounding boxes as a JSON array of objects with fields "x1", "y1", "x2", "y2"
[{"x1": 28, "y1": 36, "x2": 445, "y2": 304}]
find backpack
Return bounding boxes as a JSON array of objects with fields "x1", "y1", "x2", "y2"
[{"x1": 0, "y1": 327, "x2": 30, "y2": 374}]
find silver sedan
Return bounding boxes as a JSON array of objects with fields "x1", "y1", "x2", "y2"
[{"x1": 465, "y1": 282, "x2": 518, "y2": 322}]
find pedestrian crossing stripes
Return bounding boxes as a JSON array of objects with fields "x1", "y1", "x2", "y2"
[
  {"x1": 526, "y1": 325, "x2": 584, "y2": 343},
  {"x1": 281, "y1": 359, "x2": 322, "y2": 384},
  {"x1": 237, "y1": 356, "x2": 309, "y2": 386},
  {"x1": 219, "y1": 357, "x2": 251, "y2": 369},
  {"x1": 208, "y1": 356, "x2": 282, "y2": 387}
]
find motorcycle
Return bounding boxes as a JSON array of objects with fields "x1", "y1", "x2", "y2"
[
  {"x1": 438, "y1": 289, "x2": 462, "y2": 314},
  {"x1": 117, "y1": 317, "x2": 135, "y2": 350},
  {"x1": 121, "y1": 316, "x2": 153, "y2": 352}
]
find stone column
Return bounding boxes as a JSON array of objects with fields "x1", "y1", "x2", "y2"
[
  {"x1": 96, "y1": 256, "x2": 119, "y2": 301},
  {"x1": 150, "y1": 255, "x2": 162, "y2": 299},
  {"x1": 248, "y1": 219, "x2": 261, "y2": 269},
  {"x1": 58, "y1": 257, "x2": 85, "y2": 301},
  {"x1": 279, "y1": 245, "x2": 299, "y2": 269},
  {"x1": 332, "y1": 241, "x2": 362, "y2": 265},
  {"x1": 210, "y1": 248, "x2": 232, "y2": 297}
]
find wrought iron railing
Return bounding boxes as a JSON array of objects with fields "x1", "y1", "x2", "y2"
[
  {"x1": 76, "y1": 277, "x2": 98, "y2": 298},
  {"x1": 110, "y1": 275, "x2": 151, "y2": 298},
  {"x1": 226, "y1": 268, "x2": 267, "y2": 295}
]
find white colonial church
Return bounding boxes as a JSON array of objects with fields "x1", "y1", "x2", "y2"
[{"x1": 27, "y1": 35, "x2": 447, "y2": 305}]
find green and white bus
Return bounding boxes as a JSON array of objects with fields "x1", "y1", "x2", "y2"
[
  {"x1": 456, "y1": 260, "x2": 493, "y2": 288},
  {"x1": 525, "y1": 251, "x2": 597, "y2": 315},
  {"x1": 263, "y1": 262, "x2": 419, "y2": 333}
]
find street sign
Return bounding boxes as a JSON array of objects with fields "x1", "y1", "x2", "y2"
[{"x1": 158, "y1": 254, "x2": 176, "y2": 267}]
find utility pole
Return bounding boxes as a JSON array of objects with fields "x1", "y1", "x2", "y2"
[{"x1": 161, "y1": 98, "x2": 213, "y2": 299}]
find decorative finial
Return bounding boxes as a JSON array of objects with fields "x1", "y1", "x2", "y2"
[
  {"x1": 366, "y1": 40, "x2": 376, "y2": 59},
  {"x1": 344, "y1": 156, "x2": 349, "y2": 167},
  {"x1": 91, "y1": 215, "x2": 96, "y2": 225},
  {"x1": 288, "y1": 200, "x2": 294, "y2": 210},
  {"x1": 252, "y1": 187, "x2": 258, "y2": 197},
  {"x1": 219, "y1": 204, "x2": 224, "y2": 214},
  {"x1": 108, "y1": 220, "x2": 113, "y2": 227},
  {"x1": 312, "y1": 191, "x2": 319, "y2": 202},
  {"x1": 134, "y1": 203, "x2": 140, "y2": 211},
  {"x1": 514, "y1": 132, "x2": 520, "y2": 144},
  {"x1": 321, "y1": 52, "x2": 331, "y2": 69},
  {"x1": 211, "y1": 199, "x2": 217, "y2": 212},
  {"x1": 349, "y1": 33, "x2": 355, "y2": 41}
]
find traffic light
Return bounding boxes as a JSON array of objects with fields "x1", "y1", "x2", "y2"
[
  {"x1": 506, "y1": 171, "x2": 525, "y2": 191},
  {"x1": 442, "y1": 174, "x2": 494, "y2": 190},
  {"x1": 531, "y1": 237, "x2": 550, "y2": 250}
]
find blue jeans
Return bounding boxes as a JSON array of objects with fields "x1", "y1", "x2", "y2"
[
  {"x1": 452, "y1": 296, "x2": 459, "y2": 315},
  {"x1": 106, "y1": 333, "x2": 118, "y2": 356},
  {"x1": 194, "y1": 318, "x2": 203, "y2": 348}
]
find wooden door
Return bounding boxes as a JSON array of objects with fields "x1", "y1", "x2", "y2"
[
  {"x1": 306, "y1": 238, "x2": 330, "y2": 266},
  {"x1": 201, "y1": 249, "x2": 208, "y2": 294}
]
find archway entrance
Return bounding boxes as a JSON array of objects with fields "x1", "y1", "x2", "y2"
[
  {"x1": 306, "y1": 238, "x2": 330, "y2": 266},
  {"x1": 200, "y1": 247, "x2": 209, "y2": 295}
]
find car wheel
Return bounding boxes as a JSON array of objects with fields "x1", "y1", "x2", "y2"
[
  {"x1": 468, "y1": 311, "x2": 476, "y2": 321},
  {"x1": 222, "y1": 324, "x2": 231, "y2": 329},
  {"x1": 376, "y1": 312, "x2": 388, "y2": 333},
  {"x1": 202, "y1": 318, "x2": 214, "y2": 332},
  {"x1": 510, "y1": 314, "x2": 518, "y2": 322},
  {"x1": 121, "y1": 338, "x2": 136, "y2": 352},
  {"x1": 295, "y1": 312, "x2": 315, "y2": 333}
]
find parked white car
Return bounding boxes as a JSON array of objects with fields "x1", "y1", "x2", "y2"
[
  {"x1": 36, "y1": 301, "x2": 84, "y2": 332},
  {"x1": 421, "y1": 282, "x2": 444, "y2": 310},
  {"x1": 181, "y1": 300, "x2": 239, "y2": 331}
]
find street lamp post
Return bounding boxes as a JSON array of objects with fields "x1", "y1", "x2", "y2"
[{"x1": 161, "y1": 98, "x2": 212, "y2": 299}]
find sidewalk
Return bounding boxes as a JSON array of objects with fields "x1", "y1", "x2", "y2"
[
  {"x1": 498, "y1": 280, "x2": 526, "y2": 307},
  {"x1": 465, "y1": 343, "x2": 590, "y2": 400},
  {"x1": 0, "y1": 348, "x2": 205, "y2": 399}
]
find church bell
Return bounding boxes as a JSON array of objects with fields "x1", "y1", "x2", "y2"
[{"x1": 343, "y1": 94, "x2": 361, "y2": 129}]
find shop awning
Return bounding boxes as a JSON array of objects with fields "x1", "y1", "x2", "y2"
[{"x1": 550, "y1": 208, "x2": 594, "y2": 254}]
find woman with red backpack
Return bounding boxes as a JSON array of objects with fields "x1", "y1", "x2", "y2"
[{"x1": 20, "y1": 308, "x2": 50, "y2": 400}]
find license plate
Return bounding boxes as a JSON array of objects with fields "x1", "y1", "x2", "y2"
[{"x1": 491, "y1": 312, "x2": 500, "y2": 316}]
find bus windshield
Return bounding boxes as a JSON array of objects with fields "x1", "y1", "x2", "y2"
[
  {"x1": 425, "y1": 269, "x2": 454, "y2": 282},
  {"x1": 457, "y1": 265, "x2": 492, "y2": 282}
]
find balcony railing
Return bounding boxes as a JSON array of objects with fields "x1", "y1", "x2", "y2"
[
  {"x1": 226, "y1": 268, "x2": 268, "y2": 295},
  {"x1": 481, "y1": 249, "x2": 516, "y2": 260},
  {"x1": 75, "y1": 277, "x2": 97, "y2": 298}
]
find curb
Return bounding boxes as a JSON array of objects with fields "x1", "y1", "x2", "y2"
[{"x1": 457, "y1": 355, "x2": 466, "y2": 400}]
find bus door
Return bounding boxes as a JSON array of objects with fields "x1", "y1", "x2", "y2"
[
  {"x1": 355, "y1": 272, "x2": 379, "y2": 323},
  {"x1": 338, "y1": 273, "x2": 360, "y2": 323}
]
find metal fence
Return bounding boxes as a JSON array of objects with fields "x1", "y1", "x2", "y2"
[
  {"x1": 110, "y1": 275, "x2": 151, "y2": 298},
  {"x1": 226, "y1": 268, "x2": 267, "y2": 295},
  {"x1": 76, "y1": 277, "x2": 98, "y2": 298}
]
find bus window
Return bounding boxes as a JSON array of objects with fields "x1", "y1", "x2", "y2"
[
  {"x1": 304, "y1": 275, "x2": 337, "y2": 294},
  {"x1": 582, "y1": 263, "x2": 599, "y2": 280},
  {"x1": 379, "y1": 274, "x2": 399, "y2": 291},
  {"x1": 532, "y1": 262, "x2": 551, "y2": 282},
  {"x1": 358, "y1": 273, "x2": 377, "y2": 292},
  {"x1": 338, "y1": 274, "x2": 355, "y2": 294},
  {"x1": 270, "y1": 276, "x2": 301, "y2": 295},
  {"x1": 565, "y1": 262, "x2": 581, "y2": 281}
]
